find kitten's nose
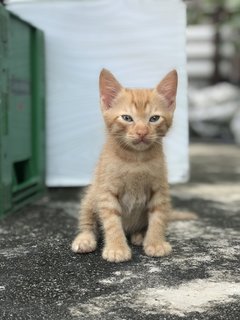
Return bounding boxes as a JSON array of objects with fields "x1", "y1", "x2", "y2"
[{"x1": 136, "y1": 127, "x2": 149, "y2": 139}]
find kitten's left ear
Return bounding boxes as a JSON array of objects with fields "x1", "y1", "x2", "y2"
[
  {"x1": 99, "y1": 68, "x2": 122, "y2": 110},
  {"x1": 156, "y1": 69, "x2": 178, "y2": 111}
]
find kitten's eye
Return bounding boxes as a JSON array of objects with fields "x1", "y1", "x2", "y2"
[
  {"x1": 149, "y1": 115, "x2": 160, "y2": 123},
  {"x1": 121, "y1": 115, "x2": 133, "y2": 122}
]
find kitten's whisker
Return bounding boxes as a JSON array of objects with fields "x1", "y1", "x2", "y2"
[
  {"x1": 155, "y1": 140, "x2": 163, "y2": 146},
  {"x1": 114, "y1": 137, "x2": 130, "y2": 150}
]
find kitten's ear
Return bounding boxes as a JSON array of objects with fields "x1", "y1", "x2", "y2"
[
  {"x1": 99, "y1": 69, "x2": 122, "y2": 109},
  {"x1": 156, "y1": 70, "x2": 178, "y2": 111}
]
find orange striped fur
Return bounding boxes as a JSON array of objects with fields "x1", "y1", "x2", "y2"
[{"x1": 72, "y1": 68, "x2": 179, "y2": 262}]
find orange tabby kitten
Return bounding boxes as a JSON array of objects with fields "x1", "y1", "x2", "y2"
[{"x1": 72, "y1": 68, "x2": 189, "y2": 262}]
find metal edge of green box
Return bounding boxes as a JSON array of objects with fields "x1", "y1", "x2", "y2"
[{"x1": 0, "y1": 4, "x2": 46, "y2": 218}]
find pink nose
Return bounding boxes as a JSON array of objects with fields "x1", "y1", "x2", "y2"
[{"x1": 136, "y1": 128, "x2": 148, "y2": 138}]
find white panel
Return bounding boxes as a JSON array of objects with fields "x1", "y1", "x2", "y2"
[{"x1": 8, "y1": 0, "x2": 189, "y2": 185}]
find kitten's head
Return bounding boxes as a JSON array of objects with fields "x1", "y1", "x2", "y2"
[{"x1": 99, "y1": 68, "x2": 178, "y2": 151}]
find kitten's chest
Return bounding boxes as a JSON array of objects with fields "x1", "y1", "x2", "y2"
[{"x1": 119, "y1": 173, "x2": 152, "y2": 215}]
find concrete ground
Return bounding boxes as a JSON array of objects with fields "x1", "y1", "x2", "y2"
[{"x1": 0, "y1": 143, "x2": 240, "y2": 320}]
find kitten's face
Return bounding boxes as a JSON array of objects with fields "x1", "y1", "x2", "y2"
[{"x1": 99, "y1": 69, "x2": 178, "y2": 151}]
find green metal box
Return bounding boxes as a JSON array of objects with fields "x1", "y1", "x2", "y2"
[{"x1": 0, "y1": 5, "x2": 45, "y2": 218}]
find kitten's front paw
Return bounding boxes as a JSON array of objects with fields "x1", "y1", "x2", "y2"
[
  {"x1": 102, "y1": 245, "x2": 132, "y2": 263},
  {"x1": 144, "y1": 241, "x2": 172, "y2": 257},
  {"x1": 71, "y1": 232, "x2": 97, "y2": 253}
]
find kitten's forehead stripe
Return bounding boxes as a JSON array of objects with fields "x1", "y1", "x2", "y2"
[{"x1": 127, "y1": 89, "x2": 152, "y2": 112}]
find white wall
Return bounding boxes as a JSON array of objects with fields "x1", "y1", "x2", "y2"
[{"x1": 8, "y1": 0, "x2": 189, "y2": 185}]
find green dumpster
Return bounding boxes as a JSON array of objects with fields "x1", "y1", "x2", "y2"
[{"x1": 0, "y1": 5, "x2": 45, "y2": 218}]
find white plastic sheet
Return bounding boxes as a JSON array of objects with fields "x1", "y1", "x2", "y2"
[{"x1": 8, "y1": 0, "x2": 189, "y2": 186}]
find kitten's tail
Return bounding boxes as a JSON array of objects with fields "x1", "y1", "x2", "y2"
[{"x1": 168, "y1": 210, "x2": 198, "y2": 222}]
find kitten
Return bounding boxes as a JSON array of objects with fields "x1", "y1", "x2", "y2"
[{"x1": 72, "y1": 68, "x2": 193, "y2": 262}]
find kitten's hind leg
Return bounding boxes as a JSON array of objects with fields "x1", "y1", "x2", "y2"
[
  {"x1": 71, "y1": 187, "x2": 97, "y2": 253},
  {"x1": 130, "y1": 231, "x2": 145, "y2": 246}
]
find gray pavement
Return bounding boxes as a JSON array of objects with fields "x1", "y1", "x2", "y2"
[{"x1": 0, "y1": 143, "x2": 240, "y2": 320}]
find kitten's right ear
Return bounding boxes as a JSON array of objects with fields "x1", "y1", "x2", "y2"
[
  {"x1": 99, "y1": 69, "x2": 122, "y2": 109},
  {"x1": 156, "y1": 69, "x2": 178, "y2": 112}
]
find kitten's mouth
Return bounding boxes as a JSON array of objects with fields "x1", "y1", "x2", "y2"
[{"x1": 132, "y1": 137, "x2": 150, "y2": 145}]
